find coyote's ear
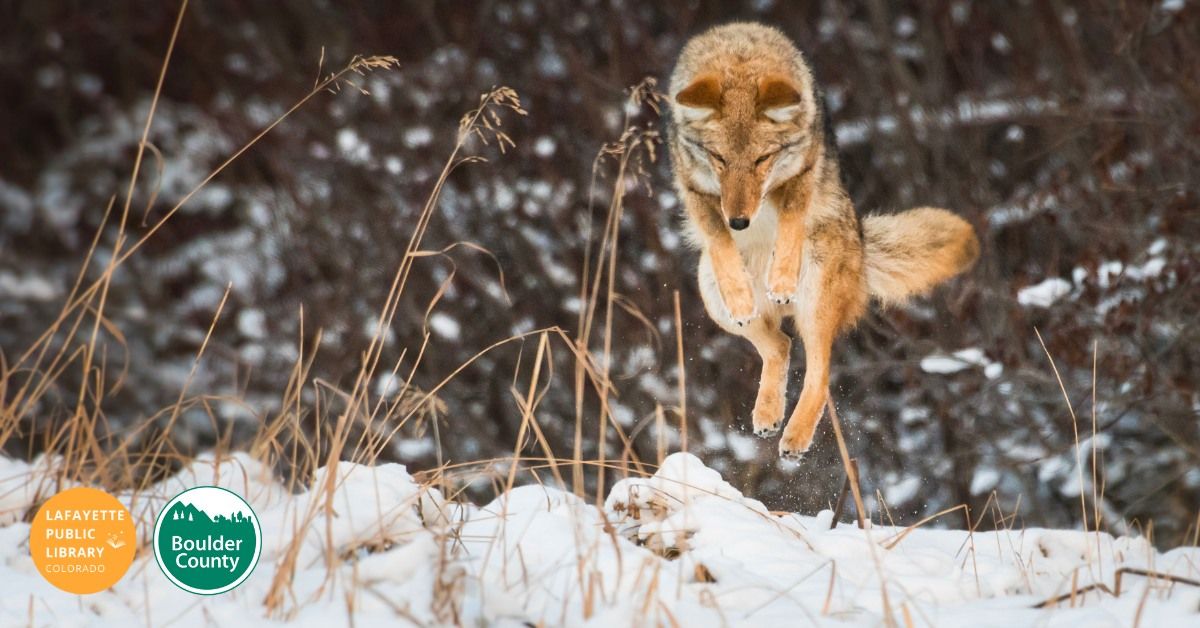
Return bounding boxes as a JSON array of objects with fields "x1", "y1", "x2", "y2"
[
  {"x1": 757, "y1": 75, "x2": 803, "y2": 122},
  {"x1": 675, "y1": 75, "x2": 721, "y2": 120}
]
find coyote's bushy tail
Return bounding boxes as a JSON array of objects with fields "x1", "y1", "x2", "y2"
[{"x1": 863, "y1": 207, "x2": 979, "y2": 305}]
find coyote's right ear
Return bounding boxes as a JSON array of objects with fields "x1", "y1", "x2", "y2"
[{"x1": 675, "y1": 75, "x2": 721, "y2": 120}]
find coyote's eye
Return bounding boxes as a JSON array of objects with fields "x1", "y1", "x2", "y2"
[
  {"x1": 755, "y1": 150, "x2": 779, "y2": 166},
  {"x1": 684, "y1": 138, "x2": 725, "y2": 168}
]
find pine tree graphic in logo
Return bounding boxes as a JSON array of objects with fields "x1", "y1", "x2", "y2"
[{"x1": 153, "y1": 486, "x2": 261, "y2": 594}]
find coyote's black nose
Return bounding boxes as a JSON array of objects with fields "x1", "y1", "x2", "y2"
[{"x1": 728, "y1": 217, "x2": 750, "y2": 231}]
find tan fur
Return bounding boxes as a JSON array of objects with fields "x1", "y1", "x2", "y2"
[
  {"x1": 668, "y1": 23, "x2": 979, "y2": 459},
  {"x1": 863, "y1": 208, "x2": 981, "y2": 305}
]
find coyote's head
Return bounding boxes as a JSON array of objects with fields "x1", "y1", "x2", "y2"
[{"x1": 672, "y1": 73, "x2": 817, "y2": 230}]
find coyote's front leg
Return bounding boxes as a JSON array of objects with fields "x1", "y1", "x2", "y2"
[
  {"x1": 765, "y1": 177, "x2": 813, "y2": 305},
  {"x1": 741, "y1": 318, "x2": 791, "y2": 436},
  {"x1": 684, "y1": 188, "x2": 757, "y2": 326}
]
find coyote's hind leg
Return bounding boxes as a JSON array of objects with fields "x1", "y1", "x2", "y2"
[
  {"x1": 777, "y1": 309, "x2": 835, "y2": 460},
  {"x1": 778, "y1": 253, "x2": 866, "y2": 461}
]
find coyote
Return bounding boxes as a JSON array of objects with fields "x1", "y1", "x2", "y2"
[{"x1": 668, "y1": 23, "x2": 979, "y2": 460}]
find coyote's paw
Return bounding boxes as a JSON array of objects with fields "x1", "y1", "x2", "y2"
[
  {"x1": 778, "y1": 431, "x2": 813, "y2": 461},
  {"x1": 729, "y1": 308, "x2": 757, "y2": 328},
  {"x1": 766, "y1": 249, "x2": 800, "y2": 306},
  {"x1": 778, "y1": 447, "x2": 805, "y2": 463},
  {"x1": 766, "y1": 289, "x2": 794, "y2": 306},
  {"x1": 778, "y1": 441, "x2": 809, "y2": 462},
  {"x1": 721, "y1": 285, "x2": 757, "y2": 328},
  {"x1": 753, "y1": 422, "x2": 781, "y2": 438},
  {"x1": 751, "y1": 387, "x2": 784, "y2": 437}
]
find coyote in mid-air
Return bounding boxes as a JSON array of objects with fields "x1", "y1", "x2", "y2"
[{"x1": 668, "y1": 23, "x2": 979, "y2": 460}]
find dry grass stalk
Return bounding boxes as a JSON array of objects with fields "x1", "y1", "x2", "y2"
[
  {"x1": 571, "y1": 78, "x2": 661, "y2": 507},
  {"x1": 1034, "y1": 327, "x2": 1095, "y2": 574},
  {"x1": 825, "y1": 396, "x2": 895, "y2": 627},
  {"x1": 262, "y1": 85, "x2": 523, "y2": 616}
]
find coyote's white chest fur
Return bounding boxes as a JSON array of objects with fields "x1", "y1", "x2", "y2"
[
  {"x1": 728, "y1": 198, "x2": 784, "y2": 303},
  {"x1": 695, "y1": 198, "x2": 801, "y2": 326}
]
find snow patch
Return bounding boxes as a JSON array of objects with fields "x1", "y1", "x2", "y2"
[
  {"x1": 533, "y1": 136, "x2": 556, "y2": 157},
  {"x1": 1017, "y1": 277, "x2": 1073, "y2": 308},
  {"x1": 0, "y1": 272, "x2": 58, "y2": 301},
  {"x1": 236, "y1": 308, "x2": 267, "y2": 339},
  {"x1": 428, "y1": 312, "x2": 461, "y2": 340},
  {"x1": 921, "y1": 347, "x2": 1000, "y2": 376},
  {"x1": 0, "y1": 452, "x2": 1197, "y2": 625}
]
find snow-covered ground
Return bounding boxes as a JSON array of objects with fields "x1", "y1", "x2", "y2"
[{"x1": 1, "y1": 452, "x2": 1197, "y2": 626}]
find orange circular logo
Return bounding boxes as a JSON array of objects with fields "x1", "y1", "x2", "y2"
[{"x1": 29, "y1": 486, "x2": 137, "y2": 594}]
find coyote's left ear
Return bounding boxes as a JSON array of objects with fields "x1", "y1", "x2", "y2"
[
  {"x1": 757, "y1": 75, "x2": 803, "y2": 122},
  {"x1": 675, "y1": 74, "x2": 721, "y2": 121}
]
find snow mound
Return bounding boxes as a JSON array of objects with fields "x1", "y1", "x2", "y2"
[
  {"x1": 2, "y1": 451, "x2": 1198, "y2": 626},
  {"x1": 606, "y1": 451, "x2": 770, "y2": 551}
]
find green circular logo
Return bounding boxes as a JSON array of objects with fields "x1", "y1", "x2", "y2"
[{"x1": 153, "y1": 486, "x2": 261, "y2": 595}]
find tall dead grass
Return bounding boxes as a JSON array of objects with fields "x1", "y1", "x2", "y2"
[{"x1": 0, "y1": 3, "x2": 678, "y2": 619}]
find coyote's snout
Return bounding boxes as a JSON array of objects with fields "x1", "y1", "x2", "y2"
[
  {"x1": 668, "y1": 23, "x2": 979, "y2": 460},
  {"x1": 718, "y1": 152, "x2": 763, "y2": 230},
  {"x1": 674, "y1": 68, "x2": 811, "y2": 233}
]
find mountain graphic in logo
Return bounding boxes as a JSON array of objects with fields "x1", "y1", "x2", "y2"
[
  {"x1": 166, "y1": 502, "x2": 212, "y2": 524},
  {"x1": 154, "y1": 487, "x2": 261, "y2": 595}
]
